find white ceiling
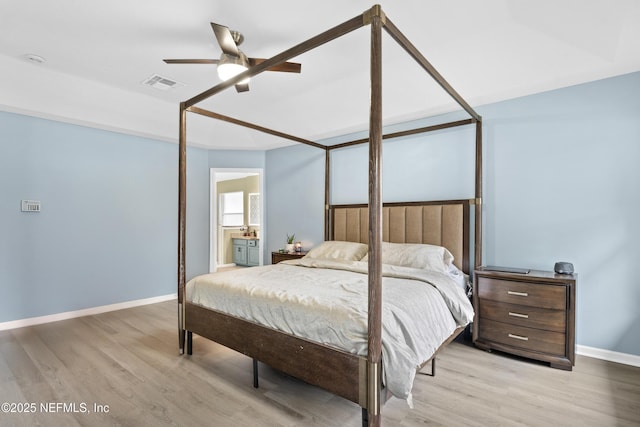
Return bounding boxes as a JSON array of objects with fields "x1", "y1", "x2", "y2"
[{"x1": 1, "y1": 0, "x2": 639, "y2": 150}]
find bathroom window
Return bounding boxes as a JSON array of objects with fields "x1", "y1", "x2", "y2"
[{"x1": 220, "y1": 191, "x2": 244, "y2": 226}]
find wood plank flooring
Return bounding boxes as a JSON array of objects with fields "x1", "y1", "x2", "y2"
[{"x1": 1, "y1": 300, "x2": 638, "y2": 426}]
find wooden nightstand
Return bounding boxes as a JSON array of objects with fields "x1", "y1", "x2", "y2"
[
  {"x1": 473, "y1": 267, "x2": 576, "y2": 370},
  {"x1": 271, "y1": 251, "x2": 308, "y2": 264}
]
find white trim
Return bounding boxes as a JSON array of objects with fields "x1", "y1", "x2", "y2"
[
  {"x1": 0, "y1": 294, "x2": 176, "y2": 331},
  {"x1": 577, "y1": 344, "x2": 640, "y2": 368},
  {"x1": 217, "y1": 263, "x2": 237, "y2": 269}
]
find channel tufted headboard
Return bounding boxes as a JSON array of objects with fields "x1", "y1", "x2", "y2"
[{"x1": 330, "y1": 200, "x2": 470, "y2": 273}]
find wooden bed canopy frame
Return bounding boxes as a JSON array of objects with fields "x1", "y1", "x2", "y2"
[{"x1": 177, "y1": 5, "x2": 483, "y2": 426}]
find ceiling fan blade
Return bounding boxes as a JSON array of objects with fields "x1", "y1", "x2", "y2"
[
  {"x1": 235, "y1": 83, "x2": 250, "y2": 93},
  {"x1": 248, "y1": 58, "x2": 302, "y2": 73},
  {"x1": 211, "y1": 22, "x2": 239, "y2": 56},
  {"x1": 163, "y1": 59, "x2": 220, "y2": 64}
]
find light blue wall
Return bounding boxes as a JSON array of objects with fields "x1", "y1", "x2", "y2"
[
  {"x1": 209, "y1": 149, "x2": 265, "y2": 169},
  {"x1": 265, "y1": 116, "x2": 476, "y2": 252},
  {"x1": 0, "y1": 112, "x2": 209, "y2": 322},
  {"x1": 264, "y1": 72, "x2": 640, "y2": 357},
  {"x1": 330, "y1": 114, "x2": 477, "y2": 204},
  {"x1": 481, "y1": 72, "x2": 640, "y2": 356},
  {"x1": 266, "y1": 144, "x2": 326, "y2": 254}
]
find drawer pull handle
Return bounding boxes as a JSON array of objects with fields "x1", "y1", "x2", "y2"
[
  {"x1": 508, "y1": 312, "x2": 529, "y2": 319},
  {"x1": 508, "y1": 333, "x2": 529, "y2": 341},
  {"x1": 507, "y1": 291, "x2": 528, "y2": 297}
]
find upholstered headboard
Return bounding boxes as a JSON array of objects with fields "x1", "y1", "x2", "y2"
[{"x1": 330, "y1": 200, "x2": 470, "y2": 273}]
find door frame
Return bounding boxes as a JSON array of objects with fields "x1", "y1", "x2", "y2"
[{"x1": 209, "y1": 168, "x2": 265, "y2": 272}]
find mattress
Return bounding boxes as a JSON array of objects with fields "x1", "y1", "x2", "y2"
[{"x1": 186, "y1": 258, "x2": 474, "y2": 403}]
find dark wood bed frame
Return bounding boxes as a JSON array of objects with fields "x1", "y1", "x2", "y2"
[{"x1": 177, "y1": 5, "x2": 483, "y2": 426}]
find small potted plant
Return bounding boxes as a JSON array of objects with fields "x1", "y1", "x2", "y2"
[{"x1": 285, "y1": 233, "x2": 295, "y2": 253}]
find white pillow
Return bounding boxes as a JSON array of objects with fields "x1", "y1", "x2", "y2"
[
  {"x1": 304, "y1": 240, "x2": 369, "y2": 261},
  {"x1": 362, "y1": 242, "x2": 454, "y2": 273}
]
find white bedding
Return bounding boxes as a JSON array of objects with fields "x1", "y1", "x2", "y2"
[{"x1": 186, "y1": 258, "x2": 474, "y2": 402}]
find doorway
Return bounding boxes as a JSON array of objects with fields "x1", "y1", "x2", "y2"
[{"x1": 210, "y1": 168, "x2": 265, "y2": 272}]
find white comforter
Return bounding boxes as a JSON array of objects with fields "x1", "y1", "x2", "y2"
[{"x1": 186, "y1": 258, "x2": 474, "y2": 402}]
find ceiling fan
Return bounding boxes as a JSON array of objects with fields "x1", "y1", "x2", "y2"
[{"x1": 164, "y1": 22, "x2": 302, "y2": 93}]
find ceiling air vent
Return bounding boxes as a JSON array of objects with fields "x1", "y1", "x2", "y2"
[{"x1": 142, "y1": 74, "x2": 184, "y2": 91}]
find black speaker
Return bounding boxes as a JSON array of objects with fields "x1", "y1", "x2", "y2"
[{"x1": 554, "y1": 262, "x2": 574, "y2": 275}]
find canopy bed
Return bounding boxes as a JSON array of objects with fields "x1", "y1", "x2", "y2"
[{"x1": 176, "y1": 5, "x2": 483, "y2": 426}]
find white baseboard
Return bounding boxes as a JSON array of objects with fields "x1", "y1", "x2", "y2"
[
  {"x1": 0, "y1": 293, "x2": 177, "y2": 331},
  {"x1": 577, "y1": 344, "x2": 640, "y2": 368}
]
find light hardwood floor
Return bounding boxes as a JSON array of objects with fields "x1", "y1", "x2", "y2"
[{"x1": 1, "y1": 300, "x2": 638, "y2": 427}]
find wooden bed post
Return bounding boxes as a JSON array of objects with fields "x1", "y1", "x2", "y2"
[
  {"x1": 325, "y1": 148, "x2": 331, "y2": 241},
  {"x1": 366, "y1": 5, "x2": 384, "y2": 426},
  {"x1": 475, "y1": 119, "x2": 483, "y2": 268},
  {"x1": 178, "y1": 102, "x2": 187, "y2": 354}
]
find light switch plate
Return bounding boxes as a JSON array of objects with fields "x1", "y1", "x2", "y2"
[{"x1": 21, "y1": 200, "x2": 41, "y2": 212}]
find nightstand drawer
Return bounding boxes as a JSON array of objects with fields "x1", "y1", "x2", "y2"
[
  {"x1": 479, "y1": 299, "x2": 566, "y2": 333},
  {"x1": 477, "y1": 277, "x2": 566, "y2": 309},
  {"x1": 479, "y1": 319, "x2": 566, "y2": 356}
]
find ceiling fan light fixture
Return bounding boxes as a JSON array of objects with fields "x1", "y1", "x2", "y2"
[{"x1": 217, "y1": 52, "x2": 250, "y2": 84}]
